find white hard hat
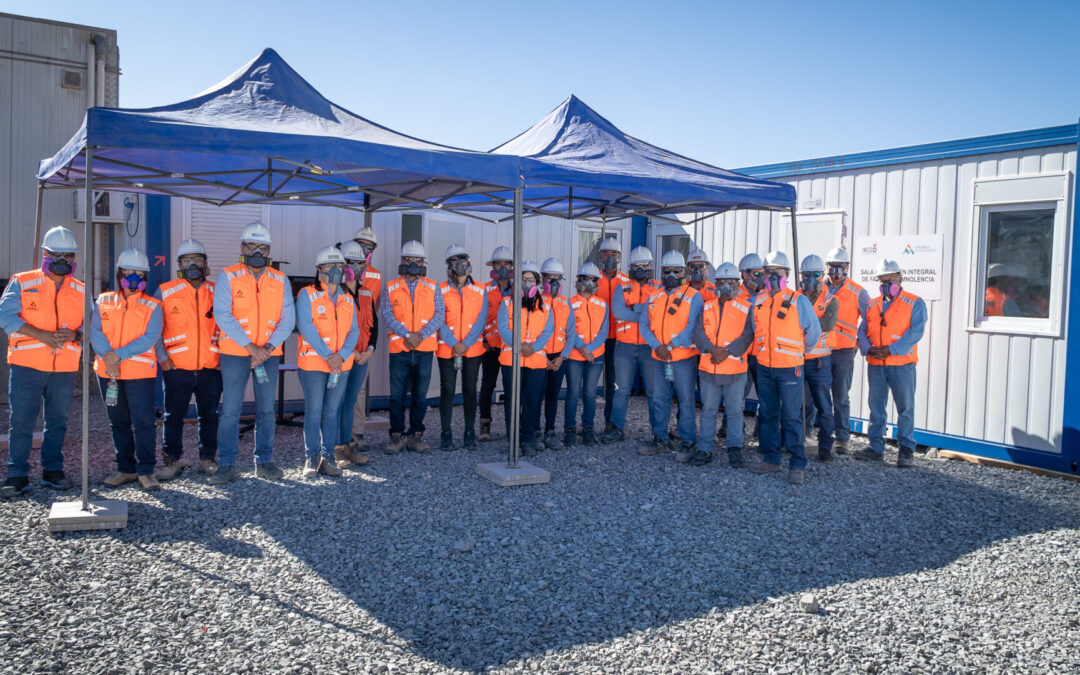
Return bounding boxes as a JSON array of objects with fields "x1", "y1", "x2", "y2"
[
  {"x1": 874, "y1": 258, "x2": 902, "y2": 276},
  {"x1": 117, "y1": 247, "x2": 150, "y2": 272},
  {"x1": 340, "y1": 240, "x2": 366, "y2": 261},
  {"x1": 764, "y1": 250, "x2": 790, "y2": 269},
  {"x1": 315, "y1": 245, "x2": 345, "y2": 266},
  {"x1": 714, "y1": 262, "x2": 740, "y2": 280},
  {"x1": 660, "y1": 250, "x2": 686, "y2": 268},
  {"x1": 801, "y1": 254, "x2": 825, "y2": 273},
  {"x1": 686, "y1": 249, "x2": 710, "y2": 265},
  {"x1": 629, "y1": 246, "x2": 654, "y2": 265},
  {"x1": 541, "y1": 257, "x2": 566, "y2": 276},
  {"x1": 578, "y1": 262, "x2": 601, "y2": 278},
  {"x1": 520, "y1": 259, "x2": 541, "y2": 276},
  {"x1": 738, "y1": 253, "x2": 763, "y2": 271},
  {"x1": 487, "y1": 246, "x2": 513, "y2": 265},
  {"x1": 41, "y1": 226, "x2": 78, "y2": 254},
  {"x1": 177, "y1": 238, "x2": 206, "y2": 258},
  {"x1": 825, "y1": 247, "x2": 850, "y2": 264},
  {"x1": 354, "y1": 227, "x2": 378, "y2": 245},
  {"x1": 240, "y1": 221, "x2": 272, "y2": 245},
  {"x1": 400, "y1": 240, "x2": 426, "y2": 259},
  {"x1": 987, "y1": 263, "x2": 1008, "y2": 279},
  {"x1": 599, "y1": 238, "x2": 621, "y2": 253},
  {"x1": 444, "y1": 243, "x2": 469, "y2": 260},
  {"x1": 1004, "y1": 262, "x2": 1029, "y2": 280}
]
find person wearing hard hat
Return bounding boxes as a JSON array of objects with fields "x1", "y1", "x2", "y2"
[
  {"x1": 211, "y1": 222, "x2": 296, "y2": 484},
  {"x1": 603, "y1": 245, "x2": 662, "y2": 444},
  {"x1": 539, "y1": 257, "x2": 575, "y2": 451},
  {"x1": 351, "y1": 227, "x2": 383, "y2": 304},
  {"x1": 596, "y1": 237, "x2": 629, "y2": 431},
  {"x1": 478, "y1": 245, "x2": 514, "y2": 441},
  {"x1": 382, "y1": 240, "x2": 444, "y2": 454},
  {"x1": 736, "y1": 252, "x2": 767, "y2": 439},
  {"x1": 335, "y1": 240, "x2": 378, "y2": 465},
  {"x1": 748, "y1": 250, "x2": 822, "y2": 485},
  {"x1": 824, "y1": 247, "x2": 869, "y2": 454},
  {"x1": 686, "y1": 249, "x2": 716, "y2": 302},
  {"x1": 638, "y1": 251, "x2": 704, "y2": 462},
  {"x1": 798, "y1": 254, "x2": 839, "y2": 463},
  {"x1": 855, "y1": 258, "x2": 927, "y2": 467},
  {"x1": 153, "y1": 238, "x2": 222, "y2": 481},
  {"x1": 90, "y1": 248, "x2": 164, "y2": 491},
  {"x1": 0, "y1": 226, "x2": 85, "y2": 498},
  {"x1": 296, "y1": 246, "x2": 359, "y2": 479},
  {"x1": 564, "y1": 263, "x2": 608, "y2": 446},
  {"x1": 347, "y1": 227, "x2": 382, "y2": 441},
  {"x1": 984, "y1": 263, "x2": 1022, "y2": 317},
  {"x1": 435, "y1": 244, "x2": 488, "y2": 451},
  {"x1": 497, "y1": 260, "x2": 555, "y2": 455},
  {"x1": 693, "y1": 262, "x2": 756, "y2": 467}
]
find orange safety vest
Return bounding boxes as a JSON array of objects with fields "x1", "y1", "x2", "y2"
[
  {"x1": 615, "y1": 279, "x2": 661, "y2": 345},
  {"x1": 217, "y1": 263, "x2": 288, "y2": 356},
  {"x1": 645, "y1": 285, "x2": 699, "y2": 362},
  {"x1": 698, "y1": 298, "x2": 751, "y2": 375},
  {"x1": 753, "y1": 289, "x2": 806, "y2": 369},
  {"x1": 437, "y1": 281, "x2": 487, "y2": 359},
  {"x1": 828, "y1": 279, "x2": 864, "y2": 350},
  {"x1": 93, "y1": 291, "x2": 160, "y2": 380},
  {"x1": 735, "y1": 284, "x2": 765, "y2": 309},
  {"x1": 386, "y1": 276, "x2": 438, "y2": 353},
  {"x1": 543, "y1": 294, "x2": 572, "y2": 355},
  {"x1": 568, "y1": 294, "x2": 607, "y2": 361},
  {"x1": 866, "y1": 290, "x2": 920, "y2": 366},
  {"x1": 598, "y1": 271, "x2": 630, "y2": 339},
  {"x1": 984, "y1": 286, "x2": 1007, "y2": 317},
  {"x1": 482, "y1": 282, "x2": 510, "y2": 350},
  {"x1": 296, "y1": 285, "x2": 356, "y2": 372},
  {"x1": 6, "y1": 269, "x2": 84, "y2": 373},
  {"x1": 158, "y1": 278, "x2": 220, "y2": 370},
  {"x1": 799, "y1": 290, "x2": 834, "y2": 359},
  {"x1": 498, "y1": 298, "x2": 551, "y2": 369},
  {"x1": 353, "y1": 287, "x2": 375, "y2": 353},
  {"x1": 693, "y1": 282, "x2": 717, "y2": 304},
  {"x1": 361, "y1": 263, "x2": 382, "y2": 304}
]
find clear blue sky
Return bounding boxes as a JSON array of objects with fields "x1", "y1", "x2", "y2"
[{"x1": 9, "y1": 0, "x2": 1080, "y2": 168}]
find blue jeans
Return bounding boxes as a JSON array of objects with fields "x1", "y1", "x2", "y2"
[
  {"x1": 217, "y1": 353, "x2": 279, "y2": 467},
  {"x1": 611, "y1": 342, "x2": 656, "y2": 431},
  {"x1": 830, "y1": 347, "x2": 857, "y2": 441},
  {"x1": 298, "y1": 368, "x2": 348, "y2": 462},
  {"x1": 868, "y1": 363, "x2": 917, "y2": 454},
  {"x1": 648, "y1": 357, "x2": 697, "y2": 442},
  {"x1": 564, "y1": 357, "x2": 604, "y2": 433},
  {"x1": 602, "y1": 337, "x2": 616, "y2": 425},
  {"x1": 388, "y1": 350, "x2": 433, "y2": 435},
  {"x1": 97, "y1": 376, "x2": 157, "y2": 476},
  {"x1": 502, "y1": 365, "x2": 547, "y2": 444},
  {"x1": 699, "y1": 371, "x2": 747, "y2": 454},
  {"x1": 757, "y1": 365, "x2": 806, "y2": 470},
  {"x1": 542, "y1": 356, "x2": 567, "y2": 433},
  {"x1": 162, "y1": 367, "x2": 222, "y2": 461},
  {"x1": 5, "y1": 365, "x2": 75, "y2": 478},
  {"x1": 337, "y1": 360, "x2": 369, "y2": 445},
  {"x1": 803, "y1": 355, "x2": 835, "y2": 451}
]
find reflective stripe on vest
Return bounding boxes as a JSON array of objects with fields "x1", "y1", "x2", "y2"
[
  {"x1": 568, "y1": 295, "x2": 607, "y2": 361},
  {"x1": 436, "y1": 281, "x2": 487, "y2": 359},
  {"x1": 361, "y1": 264, "x2": 382, "y2": 305},
  {"x1": 499, "y1": 298, "x2": 551, "y2": 369},
  {"x1": 828, "y1": 278, "x2": 864, "y2": 350},
  {"x1": 698, "y1": 298, "x2": 750, "y2": 375},
  {"x1": 158, "y1": 278, "x2": 220, "y2": 370},
  {"x1": 93, "y1": 291, "x2": 160, "y2": 380},
  {"x1": 216, "y1": 264, "x2": 287, "y2": 357},
  {"x1": 483, "y1": 283, "x2": 509, "y2": 349},
  {"x1": 543, "y1": 295, "x2": 571, "y2": 355},
  {"x1": 646, "y1": 285, "x2": 698, "y2": 362},
  {"x1": 598, "y1": 271, "x2": 630, "y2": 339},
  {"x1": 296, "y1": 285, "x2": 356, "y2": 372},
  {"x1": 753, "y1": 289, "x2": 805, "y2": 369},
  {"x1": 615, "y1": 280, "x2": 661, "y2": 345},
  {"x1": 353, "y1": 288, "x2": 375, "y2": 353},
  {"x1": 387, "y1": 277, "x2": 438, "y2": 353},
  {"x1": 800, "y1": 291, "x2": 833, "y2": 359},
  {"x1": 7, "y1": 269, "x2": 84, "y2": 372},
  {"x1": 866, "y1": 290, "x2": 919, "y2": 366}
]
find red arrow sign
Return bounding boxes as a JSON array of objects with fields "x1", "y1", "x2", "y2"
[{"x1": 154, "y1": 255, "x2": 167, "y2": 267}]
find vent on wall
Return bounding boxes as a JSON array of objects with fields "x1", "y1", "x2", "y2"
[{"x1": 61, "y1": 69, "x2": 83, "y2": 90}]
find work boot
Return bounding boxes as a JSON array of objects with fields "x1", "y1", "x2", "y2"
[
  {"x1": 385, "y1": 433, "x2": 406, "y2": 455},
  {"x1": 834, "y1": 439, "x2": 848, "y2": 455},
  {"x1": 544, "y1": 430, "x2": 564, "y2": 451},
  {"x1": 817, "y1": 447, "x2": 834, "y2": 464},
  {"x1": 318, "y1": 457, "x2": 343, "y2": 477},
  {"x1": 349, "y1": 434, "x2": 368, "y2": 453},
  {"x1": 478, "y1": 419, "x2": 492, "y2": 442},
  {"x1": 302, "y1": 458, "x2": 319, "y2": 480},
  {"x1": 896, "y1": 448, "x2": 915, "y2": 468},
  {"x1": 749, "y1": 462, "x2": 782, "y2": 475},
  {"x1": 103, "y1": 472, "x2": 137, "y2": 487},
  {"x1": 853, "y1": 448, "x2": 884, "y2": 462},
  {"x1": 1, "y1": 476, "x2": 30, "y2": 499},
  {"x1": 563, "y1": 429, "x2": 577, "y2": 447},
  {"x1": 255, "y1": 462, "x2": 284, "y2": 481},
  {"x1": 601, "y1": 428, "x2": 625, "y2": 444},
  {"x1": 334, "y1": 444, "x2": 363, "y2": 468},
  {"x1": 155, "y1": 456, "x2": 183, "y2": 481},
  {"x1": 787, "y1": 469, "x2": 805, "y2": 485},
  {"x1": 138, "y1": 474, "x2": 161, "y2": 491},
  {"x1": 463, "y1": 429, "x2": 478, "y2": 451},
  {"x1": 519, "y1": 440, "x2": 536, "y2": 458},
  {"x1": 206, "y1": 465, "x2": 239, "y2": 485},
  {"x1": 667, "y1": 427, "x2": 679, "y2": 442},
  {"x1": 198, "y1": 458, "x2": 219, "y2": 474},
  {"x1": 727, "y1": 447, "x2": 744, "y2": 468},
  {"x1": 674, "y1": 442, "x2": 693, "y2": 463},
  {"x1": 688, "y1": 450, "x2": 713, "y2": 466},
  {"x1": 638, "y1": 436, "x2": 670, "y2": 456},
  {"x1": 604, "y1": 422, "x2": 616, "y2": 434},
  {"x1": 582, "y1": 428, "x2": 597, "y2": 445},
  {"x1": 407, "y1": 432, "x2": 430, "y2": 453},
  {"x1": 440, "y1": 431, "x2": 456, "y2": 452},
  {"x1": 41, "y1": 470, "x2": 73, "y2": 490}
]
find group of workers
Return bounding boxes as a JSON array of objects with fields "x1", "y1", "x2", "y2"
[{"x1": 1, "y1": 220, "x2": 926, "y2": 497}]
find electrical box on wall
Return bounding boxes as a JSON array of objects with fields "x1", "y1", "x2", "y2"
[{"x1": 73, "y1": 190, "x2": 132, "y2": 224}]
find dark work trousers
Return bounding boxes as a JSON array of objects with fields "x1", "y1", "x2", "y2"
[
  {"x1": 542, "y1": 354, "x2": 567, "y2": 434},
  {"x1": 438, "y1": 354, "x2": 482, "y2": 435},
  {"x1": 162, "y1": 367, "x2": 223, "y2": 461},
  {"x1": 478, "y1": 348, "x2": 503, "y2": 421}
]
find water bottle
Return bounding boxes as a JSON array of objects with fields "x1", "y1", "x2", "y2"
[
  {"x1": 53, "y1": 322, "x2": 67, "y2": 355},
  {"x1": 105, "y1": 378, "x2": 119, "y2": 407},
  {"x1": 453, "y1": 354, "x2": 463, "y2": 370},
  {"x1": 664, "y1": 362, "x2": 674, "y2": 382},
  {"x1": 326, "y1": 371, "x2": 340, "y2": 389},
  {"x1": 253, "y1": 363, "x2": 269, "y2": 384}
]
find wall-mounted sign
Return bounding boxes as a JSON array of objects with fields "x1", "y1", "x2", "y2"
[{"x1": 853, "y1": 234, "x2": 944, "y2": 300}]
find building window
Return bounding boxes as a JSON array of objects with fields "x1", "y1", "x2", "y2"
[
  {"x1": 658, "y1": 234, "x2": 690, "y2": 263},
  {"x1": 401, "y1": 213, "x2": 423, "y2": 245},
  {"x1": 577, "y1": 229, "x2": 619, "y2": 271},
  {"x1": 981, "y1": 208, "x2": 1053, "y2": 320}
]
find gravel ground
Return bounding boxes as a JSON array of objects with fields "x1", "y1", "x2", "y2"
[{"x1": 2, "y1": 390, "x2": 1079, "y2": 673}]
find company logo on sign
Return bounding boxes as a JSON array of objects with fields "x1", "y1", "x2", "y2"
[
  {"x1": 903, "y1": 244, "x2": 916, "y2": 255},
  {"x1": 862, "y1": 243, "x2": 877, "y2": 254}
]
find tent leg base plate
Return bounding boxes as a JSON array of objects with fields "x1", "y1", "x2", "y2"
[
  {"x1": 476, "y1": 461, "x2": 550, "y2": 487},
  {"x1": 48, "y1": 500, "x2": 128, "y2": 533}
]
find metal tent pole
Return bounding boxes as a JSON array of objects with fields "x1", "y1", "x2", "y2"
[
  {"x1": 789, "y1": 206, "x2": 809, "y2": 441},
  {"x1": 508, "y1": 187, "x2": 523, "y2": 468},
  {"x1": 31, "y1": 184, "x2": 44, "y2": 268},
  {"x1": 80, "y1": 151, "x2": 95, "y2": 510}
]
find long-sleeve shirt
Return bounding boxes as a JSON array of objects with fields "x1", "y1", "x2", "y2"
[
  {"x1": 793, "y1": 294, "x2": 823, "y2": 350},
  {"x1": 497, "y1": 299, "x2": 555, "y2": 351},
  {"x1": 437, "y1": 284, "x2": 488, "y2": 350},
  {"x1": 857, "y1": 295, "x2": 927, "y2": 357},
  {"x1": 610, "y1": 280, "x2": 648, "y2": 324},
  {"x1": 213, "y1": 268, "x2": 296, "y2": 351},
  {"x1": 805, "y1": 291, "x2": 839, "y2": 332},
  {"x1": 379, "y1": 278, "x2": 445, "y2": 341},
  {"x1": 692, "y1": 302, "x2": 756, "y2": 356},
  {"x1": 90, "y1": 297, "x2": 164, "y2": 361},
  {"x1": 558, "y1": 303, "x2": 576, "y2": 359},
  {"x1": 573, "y1": 300, "x2": 609, "y2": 356},
  {"x1": 640, "y1": 290, "x2": 704, "y2": 351},
  {"x1": 827, "y1": 280, "x2": 871, "y2": 322},
  {"x1": 295, "y1": 286, "x2": 360, "y2": 362},
  {"x1": 0, "y1": 277, "x2": 28, "y2": 334}
]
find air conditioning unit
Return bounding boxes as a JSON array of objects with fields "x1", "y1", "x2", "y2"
[{"x1": 73, "y1": 190, "x2": 132, "y2": 224}]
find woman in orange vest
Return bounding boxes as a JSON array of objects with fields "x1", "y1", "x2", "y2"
[
  {"x1": 336, "y1": 240, "x2": 377, "y2": 466},
  {"x1": 540, "y1": 257, "x2": 575, "y2": 450},
  {"x1": 497, "y1": 260, "x2": 554, "y2": 455},
  {"x1": 0, "y1": 226, "x2": 84, "y2": 498},
  {"x1": 90, "y1": 248, "x2": 164, "y2": 491},
  {"x1": 563, "y1": 263, "x2": 608, "y2": 446},
  {"x1": 296, "y1": 246, "x2": 359, "y2": 479},
  {"x1": 478, "y1": 246, "x2": 514, "y2": 442}
]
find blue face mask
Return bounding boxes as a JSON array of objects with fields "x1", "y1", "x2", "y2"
[{"x1": 243, "y1": 251, "x2": 269, "y2": 269}]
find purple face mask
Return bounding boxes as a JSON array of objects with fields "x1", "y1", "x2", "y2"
[
  {"x1": 765, "y1": 272, "x2": 787, "y2": 292},
  {"x1": 880, "y1": 282, "x2": 900, "y2": 299},
  {"x1": 41, "y1": 256, "x2": 75, "y2": 277},
  {"x1": 120, "y1": 272, "x2": 147, "y2": 293}
]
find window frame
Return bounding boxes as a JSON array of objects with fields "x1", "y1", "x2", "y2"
[{"x1": 574, "y1": 225, "x2": 622, "y2": 274}]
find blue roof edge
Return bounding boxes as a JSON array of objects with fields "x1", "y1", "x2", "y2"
[{"x1": 736, "y1": 123, "x2": 1079, "y2": 179}]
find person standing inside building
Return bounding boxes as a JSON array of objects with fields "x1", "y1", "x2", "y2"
[
  {"x1": 478, "y1": 246, "x2": 513, "y2": 441},
  {"x1": 596, "y1": 237, "x2": 628, "y2": 433},
  {"x1": 0, "y1": 226, "x2": 84, "y2": 498},
  {"x1": 91, "y1": 248, "x2": 164, "y2": 490},
  {"x1": 436, "y1": 244, "x2": 487, "y2": 452},
  {"x1": 855, "y1": 259, "x2": 927, "y2": 468},
  {"x1": 383, "y1": 241, "x2": 443, "y2": 454},
  {"x1": 823, "y1": 247, "x2": 869, "y2": 454},
  {"x1": 154, "y1": 238, "x2": 222, "y2": 481},
  {"x1": 335, "y1": 240, "x2": 377, "y2": 466},
  {"x1": 210, "y1": 222, "x2": 295, "y2": 484},
  {"x1": 798, "y1": 254, "x2": 838, "y2": 463},
  {"x1": 564, "y1": 263, "x2": 608, "y2": 446},
  {"x1": 347, "y1": 227, "x2": 382, "y2": 443},
  {"x1": 539, "y1": 257, "x2": 574, "y2": 451}
]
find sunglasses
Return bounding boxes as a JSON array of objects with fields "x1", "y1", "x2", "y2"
[{"x1": 801, "y1": 271, "x2": 823, "y2": 279}]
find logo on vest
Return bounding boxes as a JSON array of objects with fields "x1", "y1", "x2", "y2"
[
  {"x1": 170, "y1": 305, "x2": 182, "y2": 314},
  {"x1": 317, "y1": 305, "x2": 326, "y2": 314},
  {"x1": 26, "y1": 301, "x2": 38, "y2": 310},
  {"x1": 235, "y1": 289, "x2": 245, "y2": 297}
]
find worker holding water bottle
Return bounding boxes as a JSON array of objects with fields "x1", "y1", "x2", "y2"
[{"x1": 210, "y1": 222, "x2": 295, "y2": 485}]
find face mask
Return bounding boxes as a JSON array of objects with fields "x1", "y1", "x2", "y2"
[
  {"x1": 345, "y1": 260, "x2": 366, "y2": 283},
  {"x1": 716, "y1": 282, "x2": 737, "y2": 300},
  {"x1": 242, "y1": 251, "x2": 269, "y2": 269},
  {"x1": 880, "y1": 282, "x2": 900, "y2": 299},
  {"x1": 180, "y1": 262, "x2": 205, "y2": 281},
  {"x1": 744, "y1": 273, "x2": 764, "y2": 292},
  {"x1": 544, "y1": 279, "x2": 561, "y2": 296},
  {"x1": 449, "y1": 259, "x2": 471, "y2": 278},
  {"x1": 119, "y1": 272, "x2": 147, "y2": 292},
  {"x1": 42, "y1": 256, "x2": 74, "y2": 277},
  {"x1": 689, "y1": 267, "x2": 706, "y2": 283},
  {"x1": 319, "y1": 266, "x2": 344, "y2": 286},
  {"x1": 800, "y1": 274, "x2": 821, "y2": 294},
  {"x1": 765, "y1": 273, "x2": 787, "y2": 292},
  {"x1": 491, "y1": 266, "x2": 511, "y2": 282},
  {"x1": 521, "y1": 279, "x2": 539, "y2": 299},
  {"x1": 358, "y1": 241, "x2": 376, "y2": 256},
  {"x1": 630, "y1": 266, "x2": 650, "y2": 281},
  {"x1": 576, "y1": 278, "x2": 597, "y2": 294},
  {"x1": 828, "y1": 264, "x2": 847, "y2": 282},
  {"x1": 601, "y1": 256, "x2": 618, "y2": 271},
  {"x1": 662, "y1": 272, "x2": 682, "y2": 290},
  {"x1": 399, "y1": 262, "x2": 427, "y2": 277}
]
